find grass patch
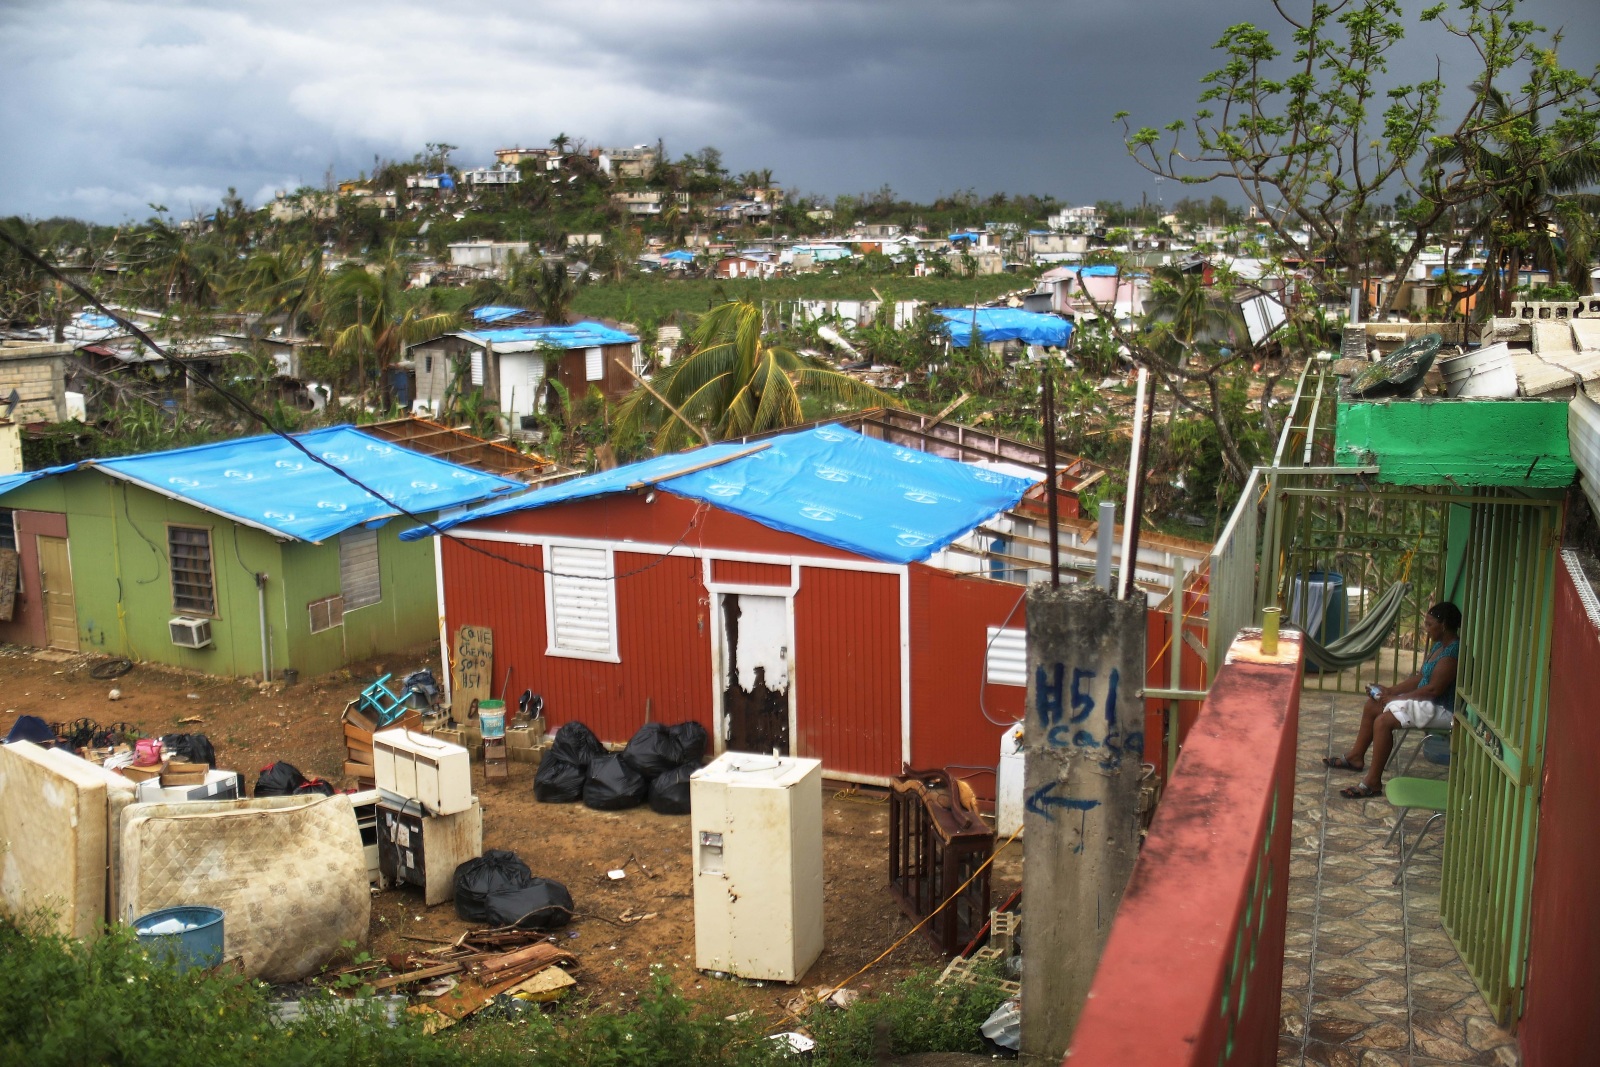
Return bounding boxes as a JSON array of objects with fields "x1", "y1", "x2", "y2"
[{"x1": 0, "y1": 918, "x2": 1008, "y2": 1066}]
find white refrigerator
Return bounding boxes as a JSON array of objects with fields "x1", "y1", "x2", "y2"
[{"x1": 690, "y1": 752, "x2": 824, "y2": 982}]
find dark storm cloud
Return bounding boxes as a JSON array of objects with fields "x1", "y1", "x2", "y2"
[{"x1": 1, "y1": 0, "x2": 1594, "y2": 222}]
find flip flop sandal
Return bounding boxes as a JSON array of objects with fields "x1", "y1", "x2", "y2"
[
  {"x1": 1340, "y1": 782, "x2": 1381, "y2": 799},
  {"x1": 1322, "y1": 756, "x2": 1364, "y2": 772}
]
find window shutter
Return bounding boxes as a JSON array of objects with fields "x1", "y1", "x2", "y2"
[
  {"x1": 584, "y1": 347, "x2": 603, "y2": 382},
  {"x1": 548, "y1": 545, "x2": 614, "y2": 656},
  {"x1": 470, "y1": 349, "x2": 484, "y2": 386},
  {"x1": 339, "y1": 527, "x2": 381, "y2": 610},
  {"x1": 985, "y1": 627, "x2": 1027, "y2": 687},
  {"x1": 168, "y1": 526, "x2": 216, "y2": 615}
]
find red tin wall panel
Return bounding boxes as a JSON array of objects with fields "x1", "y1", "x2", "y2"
[
  {"x1": 0, "y1": 510, "x2": 67, "y2": 649},
  {"x1": 908, "y1": 566, "x2": 1028, "y2": 798},
  {"x1": 710, "y1": 558, "x2": 791, "y2": 586},
  {"x1": 1519, "y1": 553, "x2": 1600, "y2": 1067},
  {"x1": 439, "y1": 538, "x2": 711, "y2": 743},
  {"x1": 792, "y1": 566, "x2": 901, "y2": 779}
]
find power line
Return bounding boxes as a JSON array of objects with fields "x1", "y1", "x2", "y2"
[{"x1": 0, "y1": 229, "x2": 694, "y2": 582}]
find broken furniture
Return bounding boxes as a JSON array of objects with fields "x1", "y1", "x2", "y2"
[
  {"x1": 371, "y1": 727, "x2": 470, "y2": 815},
  {"x1": 117, "y1": 794, "x2": 369, "y2": 982},
  {"x1": 348, "y1": 788, "x2": 382, "y2": 885},
  {"x1": 133, "y1": 769, "x2": 241, "y2": 804},
  {"x1": 343, "y1": 701, "x2": 421, "y2": 788},
  {"x1": 358, "y1": 673, "x2": 413, "y2": 727},
  {"x1": 889, "y1": 768, "x2": 995, "y2": 956},
  {"x1": 377, "y1": 797, "x2": 484, "y2": 906}
]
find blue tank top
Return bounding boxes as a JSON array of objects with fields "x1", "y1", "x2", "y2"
[{"x1": 1420, "y1": 639, "x2": 1459, "y2": 710}]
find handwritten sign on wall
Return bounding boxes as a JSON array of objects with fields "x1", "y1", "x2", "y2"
[{"x1": 452, "y1": 625, "x2": 493, "y2": 715}]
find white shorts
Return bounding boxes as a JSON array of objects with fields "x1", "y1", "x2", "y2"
[{"x1": 1384, "y1": 698, "x2": 1453, "y2": 729}]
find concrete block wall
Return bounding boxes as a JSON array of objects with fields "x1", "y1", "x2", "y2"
[{"x1": 0, "y1": 344, "x2": 70, "y2": 422}]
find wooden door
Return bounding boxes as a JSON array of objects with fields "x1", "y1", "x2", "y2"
[
  {"x1": 718, "y1": 593, "x2": 792, "y2": 756},
  {"x1": 35, "y1": 535, "x2": 78, "y2": 652}
]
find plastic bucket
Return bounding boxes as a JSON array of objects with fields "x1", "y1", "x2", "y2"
[
  {"x1": 478, "y1": 700, "x2": 506, "y2": 739},
  {"x1": 1289, "y1": 571, "x2": 1347, "y2": 673},
  {"x1": 134, "y1": 906, "x2": 224, "y2": 972}
]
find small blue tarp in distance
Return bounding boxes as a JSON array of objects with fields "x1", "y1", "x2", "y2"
[
  {"x1": 92, "y1": 426, "x2": 523, "y2": 543},
  {"x1": 403, "y1": 426, "x2": 1038, "y2": 564},
  {"x1": 471, "y1": 306, "x2": 525, "y2": 323},
  {"x1": 1430, "y1": 267, "x2": 1483, "y2": 278},
  {"x1": 466, "y1": 321, "x2": 638, "y2": 349},
  {"x1": 936, "y1": 308, "x2": 1074, "y2": 348},
  {"x1": 661, "y1": 250, "x2": 696, "y2": 262}
]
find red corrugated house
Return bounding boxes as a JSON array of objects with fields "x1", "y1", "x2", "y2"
[{"x1": 406, "y1": 426, "x2": 1049, "y2": 788}]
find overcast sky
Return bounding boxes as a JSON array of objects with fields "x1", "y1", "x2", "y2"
[{"x1": 2, "y1": 0, "x2": 1594, "y2": 223}]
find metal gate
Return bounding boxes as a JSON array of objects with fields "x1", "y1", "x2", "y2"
[{"x1": 1441, "y1": 495, "x2": 1560, "y2": 1024}]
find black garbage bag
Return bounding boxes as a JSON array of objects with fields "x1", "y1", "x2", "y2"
[
  {"x1": 534, "y1": 757, "x2": 586, "y2": 803},
  {"x1": 295, "y1": 777, "x2": 336, "y2": 796},
  {"x1": 254, "y1": 761, "x2": 307, "y2": 797},
  {"x1": 549, "y1": 721, "x2": 606, "y2": 770},
  {"x1": 402, "y1": 669, "x2": 440, "y2": 703},
  {"x1": 583, "y1": 753, "x2": 648, "y2": 811},
  {"x1": 161, "y1": 733, "x2": 216, "y2": 766},
  {"x1": 454, "y1": 849, "x2": 572, "y2": 929},
  {"x1": 648, "y1": 763, "x2": 696, "y2": 815},
  {"x1": 620, "y1": 722, "x2": 683, "y2": 778},
  {"x1": 667, "y1": 721, "x2": 709, "y2": 765}
]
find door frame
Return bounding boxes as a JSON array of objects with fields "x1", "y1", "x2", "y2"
[{"x1": 704, "y1": 561, "x2": 799, "y2": 757}]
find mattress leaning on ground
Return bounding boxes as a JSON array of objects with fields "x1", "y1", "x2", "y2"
[
  {"x1": 117, "y1": 794, "x2": 369, "y2": 982},
  {"x1": 0, "y1": 740, "x2": 137, "y2": 940}
]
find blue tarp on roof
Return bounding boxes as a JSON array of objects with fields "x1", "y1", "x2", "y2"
[
  {"x1": 661, "y1": 250, "x2": 696, "y2": 262},
  {"x1": 0, "y1": 464, "x2": 78, "y2": 502},
  {"x1": 467, "y1": 321, "x2": 639, "y2": 349},
  {"x1": 1078, "y1": 265, "x2": 1122, "y2": 277},
  {"x1": 935, "y1": 308, "x2": 1074, "y2": 348},
  {"x1": 1430, "y1": 267, "x2": 1483, "y2": 278},
  {"x1": 93, "y1": 426, "x2": 523, "y2": 543},
  {"x1": 403, "y1": 426, "x2": 1038, "y2": 564},
  {"x1": 471, "y1": 306, "x2": 525, "y2": 323}
]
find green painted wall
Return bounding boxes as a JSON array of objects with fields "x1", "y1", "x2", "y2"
[
  {"x1": 278, "y1": 522, "x2": 440, "y2": 678},
  {"x1": 1335, "y1": 398, "x2": 1576, "y2": 487},
  {"x1": 2, "y1": 469, "x2": 442, "y2": 679}
]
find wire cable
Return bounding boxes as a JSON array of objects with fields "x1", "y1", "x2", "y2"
[{"x1": 0, "y1": 231, "x2": 693, "y2": 584}]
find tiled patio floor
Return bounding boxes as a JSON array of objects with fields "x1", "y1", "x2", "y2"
[{"x1": 1277, "y1": 690, "x2": 1520, "y2": 1067}]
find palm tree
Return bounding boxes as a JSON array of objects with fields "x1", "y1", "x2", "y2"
[
  {"x1": 321, "y1": 250, "x2": 455, "y2": 406},
  {"x1": 1435, "y1": 84, "x2": 1600, "y2": 309},
  {"x1": 1142, "y1": 264, "x2": 1245, "y2": 366},
  {"x1": 613, "y1": 301, "x2": 895, "y2": 453},
  {"x1": 235, "y1": 244, "x2": 325, "y2": 337},
  {"x1": 534, "y1": 260, "x2": 578, "y2": 325}
]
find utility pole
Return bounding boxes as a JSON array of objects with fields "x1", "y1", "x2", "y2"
[{"x1": 1020, "y1": 582, "x2": 1146, "y2": 1062}]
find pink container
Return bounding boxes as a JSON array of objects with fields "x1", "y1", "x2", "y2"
[{"x1": 133, "y1": 738, "x2": 164, "y2": 766}]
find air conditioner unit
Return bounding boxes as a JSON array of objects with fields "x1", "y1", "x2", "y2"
[{"x1": 169, "y1": 616, "x2": 213, "y2": 649}]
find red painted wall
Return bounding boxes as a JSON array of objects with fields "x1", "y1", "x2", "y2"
[
  {"x1": 793, "y1": 566, "x2": 901, "y2": 778},
  {"x1": 1066, "y1": 634, "x2": 1303, "y2": 1067},
  {"x1": 908, "y1": 566, "x2": 1028, "y2": 796},
  {"x1": 1519, "y1": 553, "x2": 1600, "y2": 1067},
  {"x1": 0, "y1": 510, "x2": 68, "y2": 649}
]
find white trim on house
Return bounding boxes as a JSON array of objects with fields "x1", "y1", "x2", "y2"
[
  {"x1": 435, "y1": 533, "x2": 452, "y2": 707},
  {"x1": 446, "y1": 528, "x2": 906, "y2": 575}
]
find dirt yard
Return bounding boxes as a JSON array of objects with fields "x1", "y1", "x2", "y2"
[{"x1": 0, "y1": 643, "x2": 1022, "y2": 1020}]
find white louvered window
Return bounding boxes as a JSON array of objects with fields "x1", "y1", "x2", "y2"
[
  {"x1": 584, "y1": 346, "x2": 603, "y2": 382},
  {"x1": 985, "y1": 627, "x2": 1027, "y2": 687},
  {"x1": 545, "y1": 544, "x2": 617, "y2": 661},
  {"x1": 339, "y1": 527, "x2": 381, "y2": 611},
  {"x1": 470, "y1": 349, "x2": 484, "y2": 386}
]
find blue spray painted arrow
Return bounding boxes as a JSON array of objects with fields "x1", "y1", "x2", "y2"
[{"x1": 1025, "y1": 781, "x2": 1101, "y2": 820}]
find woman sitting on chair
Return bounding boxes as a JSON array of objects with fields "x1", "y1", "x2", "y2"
[{"x1": 1323, "y1": 602, "x2": 1460, "y2": 799}]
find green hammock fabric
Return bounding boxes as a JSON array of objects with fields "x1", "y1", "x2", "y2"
[{"x1": 1299, "y1": 581, "x2": 1412, "y2": 671}]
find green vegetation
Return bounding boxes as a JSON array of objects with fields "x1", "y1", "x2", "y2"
[{"x1": 0, "y1": 917, "x2": 1011, "y2": 1067}]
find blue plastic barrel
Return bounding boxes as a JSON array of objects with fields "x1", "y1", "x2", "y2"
[
  {"x1": 1290, "y1": 570, "x2": 1347, "y2": 673},
  {"x1": 134, "y1": 906, "x2": 224, "y2": 972}
]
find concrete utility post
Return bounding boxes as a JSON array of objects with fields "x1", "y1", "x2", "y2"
[{"x1": 1020, "y1": 583, "x2": 1147, "y2": 1063}]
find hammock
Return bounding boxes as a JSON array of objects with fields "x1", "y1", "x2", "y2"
[{"x1": 1299, "y1": 581, "x2": 1411, "y2": 671}]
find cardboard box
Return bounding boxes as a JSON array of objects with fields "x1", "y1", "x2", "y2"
[
  {"x1": 160, "y1": 761, "x2": 210, "y2": 787},
  {"x1": 119, "y1": 763, "x2": 165, "y2": 783}
]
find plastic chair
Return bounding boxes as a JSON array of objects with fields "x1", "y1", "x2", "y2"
[
  {"x1": 1384, "y1": 725, "x2": 1451, "y2": 778},
  {"x1": 1382, "y1": 776, "x2": 1448, "y2": 885},
  {"x1": 358, "y1": 674, "x2": 410, "y2": 727}
]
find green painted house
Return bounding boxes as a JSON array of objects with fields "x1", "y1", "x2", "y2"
[{"x1": 0, "y1": 426, "x2": 522, "y2": 679}]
